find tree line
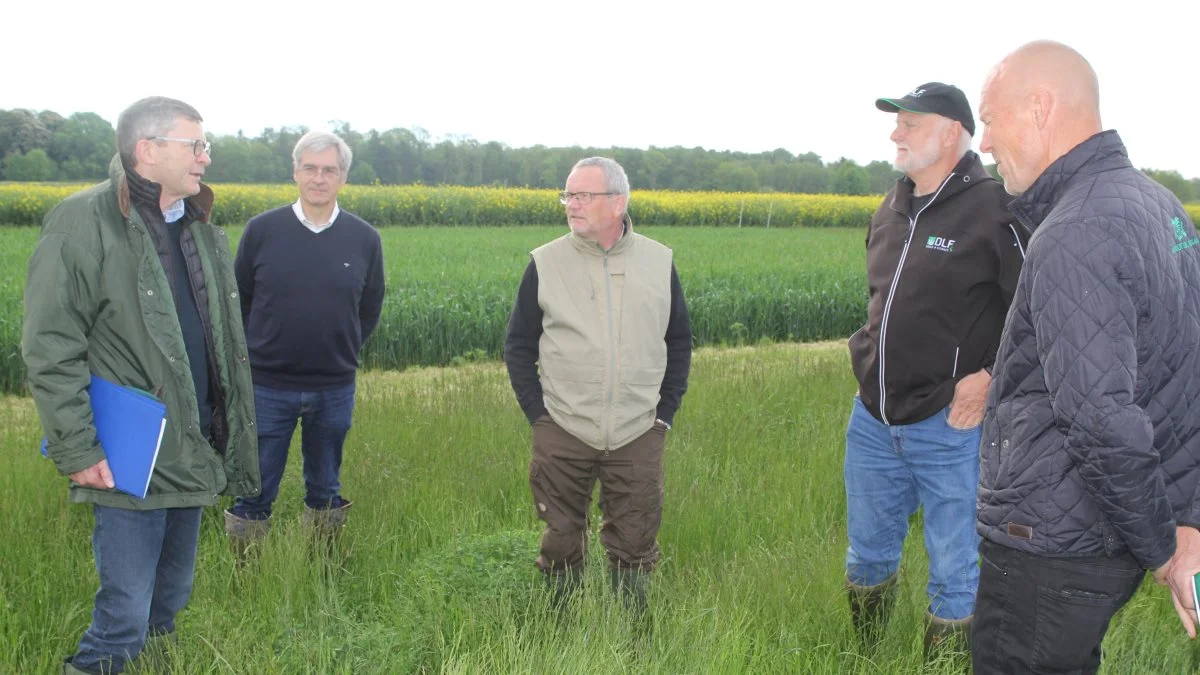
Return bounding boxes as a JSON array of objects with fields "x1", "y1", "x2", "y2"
[{"x1": 2, "y1": 107, "x2": 1198, "y2": 202}]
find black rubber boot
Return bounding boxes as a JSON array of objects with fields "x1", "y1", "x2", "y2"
[
  {"x1": 611, "y1": 566, "x2": 654, "y2": 649},
  {"x1": 610, "y1": 567, "x2": 650, "y2": 615},
  {"x1": 846, "y1": 573, "x2": 898, "y2": 647},
  {"x1": 923, "y1": 611, "x2": 972, "y2": 670},
  {"x1": 62, "y1": 659, "x2": 92, "y2": 674},
  {"x1": 546, "y1": 567, "x2": 583, "y2": 623},
  {"x1": 135, "y1": 629, "x2": 179, "y2": 671}
]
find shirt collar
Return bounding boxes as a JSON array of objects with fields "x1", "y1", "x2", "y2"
[
  {"x1": 292, "y1": 200, "x2": 340, "y2": 232},
  {"x1": 163, "y1": 199, "x2": 186, "y2": 224}
]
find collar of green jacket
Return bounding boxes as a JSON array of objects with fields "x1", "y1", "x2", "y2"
[{"x1": 106, "y1": 154, "x2": 214, "y2": 223}]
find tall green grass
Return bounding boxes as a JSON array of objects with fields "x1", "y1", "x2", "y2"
[
  {"x1": 1, "y1": 344, "x2": 1196, "y2": 672},
  {"x1": 0, "y1": 226, "x2": 868, "y2": 394}
]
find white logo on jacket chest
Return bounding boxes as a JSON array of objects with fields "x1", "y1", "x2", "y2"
[{"x1": 925, "y1": 236, "x2": 955, "y2": 253}]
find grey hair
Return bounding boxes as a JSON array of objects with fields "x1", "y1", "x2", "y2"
[
  {"x1": 954, "y1": 120, "x2": 973, "y2": 157},
  {"x1": 935, "y1": 114, "x2": 973, "y2": 161},
  {"x1": 116, "y1": 97, "x2": 203, "y2": 167},
  {"x1": 292, "y1": 130, "x2": 353, "y2": 173},
  {"x1": 570, "y1": 157, "x2": 630, "y2": 207}
]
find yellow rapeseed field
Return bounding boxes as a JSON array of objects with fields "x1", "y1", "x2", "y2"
[{"x1": 0, "y1": 182, "x2": 880, "y2": 228}]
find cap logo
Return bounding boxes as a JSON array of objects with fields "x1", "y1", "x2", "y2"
[{"x1": 909, "y1": 88, "x2": 926, "y2": 97}]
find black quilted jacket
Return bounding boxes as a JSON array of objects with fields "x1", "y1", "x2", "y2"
[{"x1": 978, "y1": 130, "x2": 1200, "y2": 570}]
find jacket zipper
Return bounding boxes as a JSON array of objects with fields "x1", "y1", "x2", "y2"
[
  {"x1": 951, "y1": 346, "x2": 960, "y2": 378},
  {"x1": 602, "y1": 253, "x2": 616, "y2": 454},
  {"x1": 877, "y1": 173, "x2": 955, "y2": 425}
]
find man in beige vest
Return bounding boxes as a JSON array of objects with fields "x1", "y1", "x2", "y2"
[{"x1": 504, "y1": 156, "x2": 692, "y2": 615}]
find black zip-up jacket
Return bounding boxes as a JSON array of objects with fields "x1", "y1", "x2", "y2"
[
  {"x1": 849, "y1": 151, "x2": 1026, "y2": 425},
  {"x1": 978, "y1": 131, "x2": 1200, "y2": 570}
]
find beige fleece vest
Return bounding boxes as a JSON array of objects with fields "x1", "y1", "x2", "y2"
[{"x1": 532, "y1": 229, "x2": 673, "y2": 451}]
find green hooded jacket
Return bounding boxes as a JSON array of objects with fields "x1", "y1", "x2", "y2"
[{"x1": 22, "y1": 155, "x2": 260, "y2": 509}]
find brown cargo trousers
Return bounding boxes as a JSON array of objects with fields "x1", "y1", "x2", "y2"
[{"x1": 529, "y1": 415, "x2": 666, "y2": 574}]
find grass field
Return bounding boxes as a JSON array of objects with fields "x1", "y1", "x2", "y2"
[
  {"x1": 0, "y1": 225, "x2": 868, "y2": 394},
  {"x1": 1, "y1": 343, "x2": 1197, "y2": 673}
]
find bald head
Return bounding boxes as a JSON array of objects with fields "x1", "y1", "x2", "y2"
[
  {"x1": 979, "y1": 41, "x2": 1103, "y2": 195},
  {"x1": 992, "y1": 41, "x2": 1101, "y2": 123}
]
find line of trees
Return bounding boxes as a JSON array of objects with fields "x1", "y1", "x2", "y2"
[
  {"x1": 2, "y1": 108, "x2": 1198, "y2": 202},
  {"x1": 202, "y1": 124, "x2": 905, "y2": 195}
]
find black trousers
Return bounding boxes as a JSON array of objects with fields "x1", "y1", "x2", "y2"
[{"x1": 972, "y1": 539, "x2": 1144, "y2": 675}]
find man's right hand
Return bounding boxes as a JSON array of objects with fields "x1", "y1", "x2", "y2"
[
  {"x1": 69, "y1": 459, "x2": 114, "y2": 490},
  {"x1": 1154, "y1": 526, "x2": 1200, "y2": 639}
]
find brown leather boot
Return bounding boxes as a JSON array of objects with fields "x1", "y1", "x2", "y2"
[{"x1": 847, "y1": 573, "x2": 898, "y2": 647}]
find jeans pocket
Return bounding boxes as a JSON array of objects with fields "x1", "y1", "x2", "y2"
[
  {"x1": 943, "y1": 406, "x2": 983, "y2": 434},
  {"x1": 1031, "y1": 584, "x2": 1128, "y2": 672},
  {"x1": 980, "y1": 549, "x2": 1007, "y2": 576}
]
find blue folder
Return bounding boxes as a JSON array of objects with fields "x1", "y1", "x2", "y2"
[{"x1": 41, "y1": 374, "x2": 168, "y2": 500}]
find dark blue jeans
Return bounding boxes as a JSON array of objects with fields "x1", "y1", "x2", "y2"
[
  {"x1": 230, "y1": 382, "x2": 356, "y2": 519},
  {"x1": 69, "y1": 505, "x2": 202, "y2": 674}
]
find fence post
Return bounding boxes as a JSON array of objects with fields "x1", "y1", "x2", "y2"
[
  {"x1": 738, "y1": 199, "x2": 744, "y2": 228},
  {"x1": 767, "y1": 202, "x2": 773, "y2": 228}
]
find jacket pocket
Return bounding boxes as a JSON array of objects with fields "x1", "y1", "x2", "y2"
[
  {"x1": 539, "y1": 361, "x2": 604, "y2": 444},
  {"x1": 617, "y1": 365, "x2": 666, "y2": 413},
  {"x1": 541, "y1": 362, "x2": 605, "y2": 409},
  {"x1": 609, "y1": 365, "x2": 666, "y2": 447}
]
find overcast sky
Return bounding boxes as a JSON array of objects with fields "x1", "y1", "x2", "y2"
[{"x1": 4, "y1": 0, "x2": 1198, "y2": 178}]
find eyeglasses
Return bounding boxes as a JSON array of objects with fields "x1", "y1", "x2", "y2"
[
  {"x1": 559, "y1": 191, "x2": 617, "y2": 205},
  {"x1": 298, "y1": 165, "x2": 343, "y2": 179},
  {"x1": 150, "y1": 136, "x2": 211, "y2": 157}
]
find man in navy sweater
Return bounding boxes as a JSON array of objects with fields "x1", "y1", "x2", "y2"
[{"x1": 224, "y1": 130, "x2": 385, "y2": 554}]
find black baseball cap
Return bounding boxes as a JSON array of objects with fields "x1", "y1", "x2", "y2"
[{"x1": 876, "y1": 82, "x2": 975, "y2": 136}]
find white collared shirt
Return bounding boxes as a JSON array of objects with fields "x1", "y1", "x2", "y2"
[
  {"x1": 163, "y1": 199, "x2": 186, "y2": 223},
  {"x1": 292, "y1": 200, "x2": 340, "y2": 233}
]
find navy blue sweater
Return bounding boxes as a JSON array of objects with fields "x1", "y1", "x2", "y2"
[{"x1": 234, "y1": 205, "x2": 385, "y2": 390}]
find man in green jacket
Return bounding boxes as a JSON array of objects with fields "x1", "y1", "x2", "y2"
[{"x1": 22, "y1": 97, "x2": 259, "y2": 674}]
